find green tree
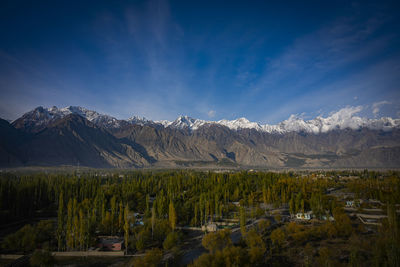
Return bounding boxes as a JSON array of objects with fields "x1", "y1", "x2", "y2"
[
  {"x1": 151, "y1": 206, "x2": 156, "y2": 239},
  {"x1": 270, "y1": 228, "x2": 285, "y2": 251},
  {"x1": 202, "y1": 229, "x2": 232, "y2": 254},
  {"x1": 240, "y1": 206, "x2": 246, "y2": 237},
  {"x1": 30, "y1": 250, "x2": 54, "y2": 267},
  {"x1": 163, "y1": 231, "x2": 180, "y2": 250},
  {"x1": 56, "y1": 191, "x2": 64, "y2": 251},
  {"x1": 169, "y1": 201, "x2": 177, "y2": 231},
  {"x1": 66, "y1": 199, "x2": 74, "y2": 250},
  {"x1": 124, "y1": 204, "x2": 130, "y2": 254},
  {"x1": 132, "y1": 248, "x2": 163, "y2": 267},
  {"x1": 246, "y1": 229, "x2": 266, "y2": 264}
]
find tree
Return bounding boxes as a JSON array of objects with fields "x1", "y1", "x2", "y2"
[
  {"x1": 124, "y1": 204, "x2": 130, "y2": 254},
  {"x1": 202, "y1": 229, "x2": 232, "y2": 254},
  {"x1": 35, "y1": 220, "x2": 54, "y2": 246},
  {"x1": 66, "y1": 199, "x2": 74, "y2": 250},
  {"x1": 151, "y1": 206, "x2": 156, "y2": 239},
  {"x1": 317, "y1": 247, "x2": 333, "y2": 267},
  {"x1": 132, "y1": 248, "x2": 163, "y2": 267},
  {"x1": 239, "y1": 206, "x2": 246, "y2": 237},
  {"x1": 194, "y1": 203, "x2": 198, "y2": 226},
  {"x1": 163, "y1": 231, "x2": 179, "y2": 250},
  {"x1": 79, "y1": 208, "x2": 85, "y2": 250},
  {"x1": 303, "y1": 243, "x2": 314, "y2": 267},
  {"x1": 30, "y1": 250, "x2": 54, "y2": 267},
  {"x1": 169, "y1": 201, "x2": 177, "y2": 231},
  {"x1": 73, "y1": 212, "x2": 79, "y2": 249},
  {"x1": 257, "y1": 219, "x2": 270, "y2": 234},
  {"x1": 386, "y1": 203, "x2": 400, "y2": 266},
  {"x1": 110, "y1": 196, "x2": 117, "y2": 234},
  {"x1": 270, "y1": 228, "x2": 285, "y2": 250},
  {"x1": 246, "y1": 229, "x2": 266, "y2": 264},
  {"x1": 333, "y1": 207, "x2": 352, "y2": 237},
  {"x1": 56, "y1": 191, "x2": 64, "y2": 251},
  {"x1": 2, "y1": 224, "x2": 36, "y2": 252},
  {"x1": 118, "y1": 201, "x2": 123, "y2": 232}
]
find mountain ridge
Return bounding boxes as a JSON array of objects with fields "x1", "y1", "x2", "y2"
[
  {"x1": 11, "y1": 105, "x2": 400, "y2": 134},
  {"x1": 2, "y1": 105, "x2": 399, "y2": 169}
]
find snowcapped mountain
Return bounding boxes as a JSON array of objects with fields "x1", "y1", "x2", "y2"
[
  {"x1": 12, "y1": 105, "x2": 400, "y2": 134},
  {"x1": 12, "y1": 106, "x2": 123, "y2": 132},
  {"x1": 127, "y1": 116, "x2": 152, "y2": 126},
  {"x1": 160, "y1": 106, "x2": 400, "y2": 134},
  {"x1": 3, "y1": 105, "x2": 400, "y2": 168}
]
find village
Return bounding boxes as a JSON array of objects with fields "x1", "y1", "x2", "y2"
[{"x1": 0, "y1": 170, "x2": 399, "y2": 266}]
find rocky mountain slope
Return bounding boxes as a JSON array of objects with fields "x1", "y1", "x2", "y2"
[{"x1": 1, "y1": 106, "x2": 399, "y2": 168}]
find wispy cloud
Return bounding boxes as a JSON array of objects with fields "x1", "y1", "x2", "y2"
[
  {"x1": 207, "y1": 110, "x2": 216, "y2": 118},
  {"x1": 372, "y1": 100, "x2": 391, "y2": 115},
  {"x1": 239, "y1": 10, "x2": 399, "y2": 123}
]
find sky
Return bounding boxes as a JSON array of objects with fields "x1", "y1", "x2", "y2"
[{"x1": 0, "y1": 0, "x2": 399, "y2": 123}]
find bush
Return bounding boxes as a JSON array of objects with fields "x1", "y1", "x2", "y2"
[
  {"x1": 246, "y1": 230, "x2": 266, "y2": 264},
  {"x1": 132, "y1": 248, "x2": 163, "y2": 267},
  {"x1": 286, "y1": 222, "x2": 303, "y2": 235},
  {"x1": 135, "y1": 228, "x2": 151, "y2": 251},
  {"x1": 3, "y1": 224, "x2": 36, "y2": 252},
  {"x1": 202, "y1": 229, "x2": 232, "y2": 254},
  {"x1": 257, "y1": 219, "x2": 270, "y2": 233},
  {"x1": 270, "y1": 228, "x2": 285, "y2": 248},
  {"x1": 163, "y1": 231, "x2": 180, "y2": 250},
  {"x1": 190, "y1": 246, "x2": 248, "y2": 267},
  {"x1": 30, "y1": 250, "x2": 54, "y2": 267}
]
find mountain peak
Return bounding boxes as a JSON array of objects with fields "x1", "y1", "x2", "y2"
[
  {"x1": 12, "y1": 105, "x2": 400, "y2": 134},
  {"x1": 169, "y1": 115, "x2": 206, "y2": 130}
]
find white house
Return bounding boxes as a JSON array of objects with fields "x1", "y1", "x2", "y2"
[
  {"x1": 295, "y1": 212, "x2": 312, "y2": 220},
  {"x1": 202, "y1": 223, "x2": 218, "y2": 232}
]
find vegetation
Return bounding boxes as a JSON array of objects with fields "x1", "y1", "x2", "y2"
[{"x1": 0, "y1": 169, "x2": 399, "y2": 266}]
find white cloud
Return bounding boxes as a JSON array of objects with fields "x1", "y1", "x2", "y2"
[
  {"x1": 372, "y1": 100, "x2": 390, "y2": 115},
  {"x1": 207, "y1": 110, "x2": 216, "y2": 118}
]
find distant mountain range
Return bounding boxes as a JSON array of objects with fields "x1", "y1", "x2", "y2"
[{"x1": 1, "y1": 105, "x2": 400, "y2": 168}]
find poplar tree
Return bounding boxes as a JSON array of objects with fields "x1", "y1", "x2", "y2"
[
  {"x1": 151, "y1": 206, "x2": 156, "y2": 239},
  {"x1": 194, "y1": 204, "x2": 198, "y2": 226},
  {"x1": 56, "y1": 192, "x2": 64, "y2": 251},
  {"x1": 66, "y1": 199, "x2": 74, "y2": 250},
  {"x1": 110, "y1": 196, "x2": 117, "y2": 234},
  {"x1": 73, "y1": 212, "x2": 79, "y2": 249},
  {"x1": 118, "y1": 201, "x2": 123, "y2": 232},
  {"x1": 79, "y1": 208, "x2": 84, "y2": 250},
  {"x1": 240, "y1": 206, "x2": 246, "y2": 237},
  {"x1": 124, "y1": 204, "x2": 129, "y2": 255},
  {"x1": 169, "y1": 201, "x2": 176, "y2": 231}
]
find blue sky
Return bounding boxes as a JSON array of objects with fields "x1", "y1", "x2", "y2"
[{"x1": 0, "y1": 0, "x2": 399, "y2": 123}]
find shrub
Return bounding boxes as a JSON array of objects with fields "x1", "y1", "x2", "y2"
[
  {"x1": 30, "y1": 250, "x2": 54, "y2": 267},
  {"x1": 163, "y1": 231, "x2": 180, "y2": 250}
]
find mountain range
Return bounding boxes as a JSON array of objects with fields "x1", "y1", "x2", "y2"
[{"x1": 1, "y1": 106, "x2": 400, "y2": 169}]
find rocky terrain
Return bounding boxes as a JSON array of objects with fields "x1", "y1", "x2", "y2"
[{"x1": 1, "y1": 106, "x2": 399, "y2": 168}]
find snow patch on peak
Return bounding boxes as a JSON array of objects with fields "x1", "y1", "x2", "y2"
[
  {"x1": 17, "y1": 106, "x2": 122, "y2": 129},
  {"x1": 161, "y1": 106, "x2": 400, "y2": 134},
  {"x1": 169, "y1": 116, "x2": 208, "y2": 130},
  {"x1": 14, "y1": 105, "x2": 400, "y2": 134},
  {"x1": 217, "y1": 117, "x2": 262, "y2": 131},
  {"x1": 127, "y1": 116, "x2": 150, "y2": 126}
]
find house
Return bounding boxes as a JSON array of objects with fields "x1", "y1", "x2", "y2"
[
  {"x1": 295, "y1": 212, "x2": 312, "y2": 220},
  {"x1": 202, "y1": 223, "x2": 218, "y2": 232},
  {"x1": 97, "y1": 236, "x2": 124, "y2": 251},
  {"x1": 322, "y1": 215, "x2": 335, "y2": 221}
]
